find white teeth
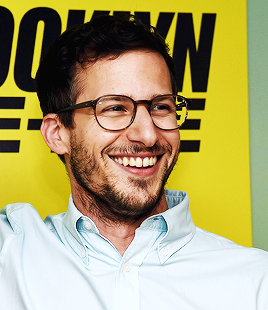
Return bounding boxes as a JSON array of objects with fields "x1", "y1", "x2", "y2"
[
  {"x1": 113, "y1": 156, "x2": 157, "y2": 168},
  {"x1": 143, "y1": 157, "x2": 149, "y2": 167},
  {"x1": 118, "y1": 158, "x2": 123, "y2": 165},
  {"x1": 123, "y1": 157, "x2": 128, "y2": 166},
  {"x1": 136, "y1": 157, "x2": 142, "y2": 167},
  {"x1": 129, "y1": 157, "x2": 135, "y2": 166}
]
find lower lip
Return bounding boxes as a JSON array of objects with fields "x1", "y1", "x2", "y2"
[{"x1": 112, "y1": 158, "x2": 161, "y2": 177}]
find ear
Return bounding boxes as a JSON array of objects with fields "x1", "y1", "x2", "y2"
[{"x1": 40, "y1": 113, "x2": 70, "y2": 155}]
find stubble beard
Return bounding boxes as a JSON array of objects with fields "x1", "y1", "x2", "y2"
[{"x1": 69, "y1": 133, "x2": 179, "y2": 223}]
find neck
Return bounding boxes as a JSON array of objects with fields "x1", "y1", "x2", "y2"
[{"x1": 72, "y1": 186, "x2": 168, "y2": 255}]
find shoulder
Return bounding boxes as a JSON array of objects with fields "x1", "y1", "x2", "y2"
[
  {"x1": 192, "y1": 227, "x2": 268, "y2": 268},
  {"x1": 0, "y1": 203, "x2": 44, "y2": 239},
  {"x1": 194, "y1": 227, "x2": 242, "y2": 248}
]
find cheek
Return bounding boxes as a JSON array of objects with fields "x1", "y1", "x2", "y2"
[
  {"x1": 78, "y1": 129, "x2": 122, "y2": 157},
  {"x1": 166, "y1": 131, "x2": 180, "y2": 152}
]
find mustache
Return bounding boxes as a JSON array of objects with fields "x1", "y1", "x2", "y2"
[{"x1": 104, "y1": 142, "x2": 172, "y2": 156}]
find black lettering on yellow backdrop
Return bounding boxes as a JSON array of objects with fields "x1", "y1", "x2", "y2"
[
  {"x1": 0, "y1": 7, "x2": 216, "y2": 153},
  {"x1": 15, "y1": 8, "x2": 61, "y2": 92},
  {"x1": 174, "y1": 13, "x2": 216, "y2": 92},
  {"x1": 0, "y1": 7, "x2": 14, "y2": 87}
]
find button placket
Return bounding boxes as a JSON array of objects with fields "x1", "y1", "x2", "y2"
[{"x1": 114, "y1": 260, "x2": 139, "y2": 310}]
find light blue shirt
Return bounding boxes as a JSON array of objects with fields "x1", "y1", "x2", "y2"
[{"x1": 0, "y1": 189, "x2": 268, "y2": 310}]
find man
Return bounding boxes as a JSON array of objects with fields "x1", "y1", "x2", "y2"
[{"x1": 0, "y1": 14, "x2": 268, "y2": 310}]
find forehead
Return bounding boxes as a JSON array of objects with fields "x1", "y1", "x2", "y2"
[{"x1": 75, "y1": 50, "x2": 173, "y2": 101}]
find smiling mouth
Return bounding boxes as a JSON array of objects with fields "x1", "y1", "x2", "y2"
[{"x1": 111, "y1": 156, "x2": 158, "y2": 168}]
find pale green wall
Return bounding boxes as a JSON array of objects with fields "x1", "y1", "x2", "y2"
[{"x1": 248, "y1": 0, "x2": 268, "y2": 251}]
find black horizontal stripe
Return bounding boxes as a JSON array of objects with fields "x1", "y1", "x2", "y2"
[
  {"x1": 0, "y1": 118, "x2": 20, "y2": 129},
  {"x1": 27, "y1": 119, "x2": 42, "y2": 130},
  {"x1": 180, "y1": 119, "x2": 200, "y2": 130},
  {"x1": 188, "y1": 98, "x2": 205, "y2": 110},
  {"x1": 0, "y1": 97, "x2": 25, "y2": 109},
  {"x1": 180, "y1": 140, "x2": 200, "y2": 152},
  {"x1": 0, "y1": 140, "x2": 20, "y2": 152}
]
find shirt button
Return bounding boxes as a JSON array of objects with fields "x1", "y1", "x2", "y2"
[
  {"x1": 84, "y1": 221, "x2": 92, "y2": 230},
  {"x1": 81, "y1": 250, "x2": 86, "y2": 258},
  {"x1": 160, "y1": 248, "x2": 168, "y2": 257},
  {"x1": 123, "y1": 262, "x2": 131, "y2": 272}
]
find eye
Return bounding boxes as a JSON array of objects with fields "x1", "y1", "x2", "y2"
[
  {"x1": 96, "y1": 96, "x2": 134, "y2": 118},
  {"x1": 98, "y1": 103, "x2": 131, "y2": 118},
  {"x1": 151, "y1": 102, "x2": 175, "y2": 116},
  {"x1": 103, "y1": 104, "x2": 128, "y2": 112},
  {"x1": 152, "y1": 104, "x2": 172, "y2": 111},
  {"x1": 108, "y1": 105, "x2": 126, "y2": 111}
]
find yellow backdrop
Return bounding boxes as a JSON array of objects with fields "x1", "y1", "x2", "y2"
[{"x1": 0, "y1": 0, "x2": 251, "y2": 246}]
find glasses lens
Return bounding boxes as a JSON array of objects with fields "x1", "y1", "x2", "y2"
[
  {"x1": 151, "y1": 95, "x2": 188, "y2": 130},
  {"x1": 95, "y1": 95, "x2": 134, "y2": 130}
]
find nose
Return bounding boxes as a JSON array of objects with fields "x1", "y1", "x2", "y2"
[{"x1": 125, "y1": 105, "x2": 158, "y2": 147}]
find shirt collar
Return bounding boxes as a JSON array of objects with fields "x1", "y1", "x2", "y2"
[
  {"x1": 62, "y1": 190, "x2": 195, "y2": 263},
  {"x1": 139, "y1": 190, "x2": 195, "y2": 263},
  {"x1": 62, "y1": 196, "x2": 91, "y2": 264}
]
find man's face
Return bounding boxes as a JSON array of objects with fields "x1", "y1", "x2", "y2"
[{"x1": 67, "y1": 50, "x2": 180, "y2": 221}]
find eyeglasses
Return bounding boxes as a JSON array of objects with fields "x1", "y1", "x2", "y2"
[{"x1": 56, "y1": 94, "x2": 190, "y2": 131}]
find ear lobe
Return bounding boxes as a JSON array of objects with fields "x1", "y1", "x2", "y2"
[{"x1": 40, "y1": 113, "x2": 70, "y2": 155}]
